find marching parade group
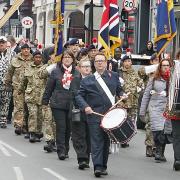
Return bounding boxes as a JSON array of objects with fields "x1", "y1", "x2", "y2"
[{"x1": 0, "y1": 35, "x2": 180, "y2": 177}]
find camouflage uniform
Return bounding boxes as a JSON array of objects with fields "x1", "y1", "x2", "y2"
[
  {"x1": 138, "y1": 67, "x2": 155, "y2": 156},
  {"x1": 0, "y1": 49, "x2": 15, "y2": 127},
  {"x1": 18, "y1": 62, "x2": 46, "y2": 134},
  {"x1": 38, "y1": 64, "x2": 56, "y2": 142},
  {"x1": 118, "y1": 67, "x2": 144, "y2": 122},
  {"x1": 4, "y1": 53, "x2": 33, "y2": 129}
]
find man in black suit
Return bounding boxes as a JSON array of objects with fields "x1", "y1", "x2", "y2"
[{"x1": 76, "y1": 52, "x2": 124, "y2": 177}]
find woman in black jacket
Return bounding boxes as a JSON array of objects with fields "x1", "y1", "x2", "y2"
[{"x1": 42, "y1": 50, "x2": 79, "y2": 160}]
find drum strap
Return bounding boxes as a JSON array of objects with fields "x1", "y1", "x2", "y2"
[{"x1": 94, "y1": 71, "x2": 115, "y2": 105}]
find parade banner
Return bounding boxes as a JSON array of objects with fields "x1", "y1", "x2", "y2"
[
  {"x1": 54, "y1": 0, "x2": 64, "y2": 61},
  {"x1": 0, "y1": 0, "x2": 24, "y2": 29},
  {"x1": 154, "y1": 0, "x2": 177, "y2": 57},
  {"x1": 98, "y1": 0, "x2": 121, "y2": 58}
]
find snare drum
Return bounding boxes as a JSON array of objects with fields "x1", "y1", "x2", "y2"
[{"x1": 101, "y1": 108, "x2": 136, "y2": 144}]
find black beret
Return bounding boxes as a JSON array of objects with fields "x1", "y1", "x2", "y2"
[
  {"x1": 121, "y1": 55, "x2": 132, "y2": 62},
  {"x1": 21, "y1": 44, "x2": 30, "y2": 49},
  {"x1": 150, "y1": 53, "x2": 157, "y2": 60},
  {"x1": 33, "y1": 50, "x2": 42, "y2": 57},
  {"x1": 87, "y1": 44, "x2": 96, "y2": 52},
  {"x1": 64, "y1": 41, "x2": 69, "y2": 48},
  {"x1": 69, "y1": 38, "x2": 79, "y2": 46}
]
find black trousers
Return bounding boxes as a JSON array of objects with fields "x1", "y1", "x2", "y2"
[
  {"x1": 171, "y1": 120, "x2": 180, "y2": 161},
  {"x1": 87, "y1": 121, "x2": 110, "y2": 171},
  {"x1": 72, "y1": 120, "x2": 91, "y2": 163},
  {"x1": 52, "y1": 108, "x2": 71, "y2": 154}
]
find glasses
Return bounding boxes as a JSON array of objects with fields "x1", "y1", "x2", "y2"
[
  {"x1": 63, "y1": 56, "x2": 72, "y2": 59},
  {"x1": 94, "y1": 60, "x2": 105, "y2": 63},
  {"x1": 161, "y1": 64, "x2": 170, "y2": 67}
]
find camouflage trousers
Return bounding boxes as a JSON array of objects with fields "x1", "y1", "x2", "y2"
[
  {"x1": 0, "y1": 90, "x2": 12, "y2": 124},
  {"x1": 127, "y1": 108, "x2": 137, "y2": 129},
  {"x1": 27, "y1": 103, "x2": 43, "y2": 133},
  {"x1": 13, "y1": 89, "x2": 28, "y2": 128},
  {"x1": 42, "y1": 105, "x2": 56, "y2": 141},
  {"x1": 144, "y1": 112, "x2": 154, "y2": 147}
]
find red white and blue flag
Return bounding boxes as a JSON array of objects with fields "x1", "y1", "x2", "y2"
[{"x1": 98, "y1": 0, "x2": 121, "y2": 58}]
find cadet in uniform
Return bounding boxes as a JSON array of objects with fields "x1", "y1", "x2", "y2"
[
  {"x1": 18, "y1": 51, "x2": 44, "y2": 142},
  {"x1": 4, "y1": 44, "x2": 33, "y2": 135},
  {"x1": 118, "y1": 55, "x2": 144, "y2": 148},
  {"x1": 138, "y1": 53, "x2": 159, "y2": 157}
]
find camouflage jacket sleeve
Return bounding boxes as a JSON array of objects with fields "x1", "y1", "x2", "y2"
[
  {"x1": 38, "y1": 65, "x2": 49, "y2": 79},
  {"x1": 4, "y1": 63, "x2": 15, "y2": 87},
  {"x1": 137, "y1": 73, "x2": 144, "y2": 90},
  {"x1": 138, "y1": 67, "x2": 147, "y2": 80},
  {"x1": 18, "y1": 75, "x2": 28, "y2": 93}
]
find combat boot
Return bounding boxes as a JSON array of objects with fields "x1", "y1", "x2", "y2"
[
  {"x1": 15, "y1": 127, "x2": 22, "y2": 135},
  {"x1": 154, "y1": 146, "x2": 162, "y2": 163},
  {"x1": 173, "y1": 161, "x2": 180, "y2": 171},
  {"x1": 146, "y1": 146, "x2": 153, "y2": 157},
  {"x1": 29, "y1": 132, "x2": 36, "y2": 143},
  {"x1": 44, "y1": 140, "x2": 56, "y2": 153}
]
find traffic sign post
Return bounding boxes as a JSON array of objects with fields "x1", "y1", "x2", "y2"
[{"x1": 123, "y1": 0, "x2": 135, "y2": 12}]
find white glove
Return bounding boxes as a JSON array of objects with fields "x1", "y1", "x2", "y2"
[
  {"x1": 160, "y1": 91, "x2": 167, "y2": 97},
  {"x1": 137, "y1": 87, "x2": 142, "y2": 93},
  {"x1": 123, "y1": 93, "x2": 128, "y2": 99},
  {"x1": 119, "y1": 77, "x2": 124, "y2": 86}
]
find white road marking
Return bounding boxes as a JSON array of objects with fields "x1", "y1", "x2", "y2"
[
  {"x1": 0, "y1": 140, "x2": 27, "y2": 157},
  {"x1": 0, "y1": 143, "x2": 11, "y2": 156},
  {"x1": 13, "y1": 167, "x2": 24, "y2": 180},
  {"x1": 43, "y1": 168, "x2": 68, "y2": 180}
]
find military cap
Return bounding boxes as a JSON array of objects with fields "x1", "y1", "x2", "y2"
[
  {"x1": 121, "y1": 55, "x2": 132, "y2": 62},
  {"x1": 150, "y1": 53, "x2": 157, "y2": 61},
  {"x1": 33, "y1": 50, "x2": 42, "y2": 57},
  {"x1": 69, "y1": 38, "x2": 79, "y2": 46},
  {"x1": 87, "y1": 44, "x2": 96, "y2": 52},
  {"x1": 21, "y1": 43, "x2": 30, "y2": 49}
]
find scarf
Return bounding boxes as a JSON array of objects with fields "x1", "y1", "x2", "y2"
[
  {"x1": 161, "y1": 69, "x2": 170, "y2": 81},
  {"x1": 62, "y1": 64, "x2": 73, "y2": 90}
]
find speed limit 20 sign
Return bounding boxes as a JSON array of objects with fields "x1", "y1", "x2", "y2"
[{"x1": 123, "y1": 0, "x2": 135, "y2": 12}]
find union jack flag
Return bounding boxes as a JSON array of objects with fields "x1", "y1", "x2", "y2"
[{"x1": 98, "y1": 0, "x2": 121, "y2": 59}]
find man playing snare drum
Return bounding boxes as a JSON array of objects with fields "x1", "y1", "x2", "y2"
[{"x1": 76, "y1": 51, "x2": 124, "y2": 177}]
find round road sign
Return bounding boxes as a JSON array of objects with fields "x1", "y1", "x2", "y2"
[
  {"x1": 21, "y1": 16, "x2": 34, "y2": 29},
  {"x1": 123, "y1": 0, "x2": 135, "y2": 12}
]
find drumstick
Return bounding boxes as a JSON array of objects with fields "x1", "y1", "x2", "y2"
[
  {"x1": 110, "y1": 92, "x2": 131, "y2": 110},
  {"x1": 92, "y1": 111, "x2": 104, "y2": 117}
]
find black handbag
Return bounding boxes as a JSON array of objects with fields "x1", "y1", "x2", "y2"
[{"x1": 72, "y1": 108, "x2": 81, "y2": 122}]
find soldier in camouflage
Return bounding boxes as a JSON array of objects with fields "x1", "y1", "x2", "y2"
[
  {"x1": 18, "y1": 51, "x2": 45, "y2": 143},
  {"x1": 138, "y1": 53, "x2": 159, "y2": 157},
  {"x1": 38, "y1": 59, "x2": 56, "y2": 152},
  {"x1": 118, "y1": 55, "x2": 144, "y2": 148},
  {"x1": 4, "y1": 44, "x2": 33, "y2": 135}
]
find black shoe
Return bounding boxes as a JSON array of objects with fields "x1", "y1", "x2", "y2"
[
  {"x1": 0, "y1": 123, "x2": 7, "y2": 129},
  {"x1": 94, "y1": 170, "x2": 101, "y2": 177},
  {"x1": 29, "y1": 133, "x2": 36, "y2": 143},
  {"x1": 15, "y1": 127, "x2": 22, "y2": 135},
  {"x1": 36, "y1": 133, "x2": 43, "y2": 139},
  {"x1": 57, "y1": 151, "x2": 66, "y2": 160},
  {"x1": 44, "y1": 141, "x2": 56, "y2": 153},
  {"x1": 101, "y1": 169, "x2": 108, "y2": 175},
  {"x1": 78, "y1": 161, "x2": 87, "y2": 170},
  {"x1": 121, "y1": 143, "x2": 129, "y2": 148},
  {"x1": 24, "y1": 133, "x2": 30, "y2": 139},
  {"x1": 173, "y1": 161, "x2": 180, "y2": 171}
]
